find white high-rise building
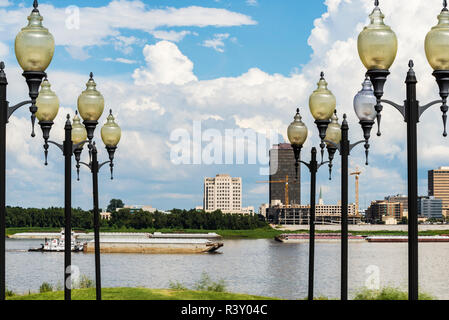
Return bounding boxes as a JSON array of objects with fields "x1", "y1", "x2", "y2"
[{"x1": 204, "y1": 174, "x2": 242, "y2": 213}]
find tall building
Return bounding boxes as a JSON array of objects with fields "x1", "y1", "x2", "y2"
[
  {"x1": 269, "y1": 143, "x2": 300, "y2": 206},
  {"x1": 203, "y1": 174, "x2": 242, "y2": 213},
  {"x1": 418, "y1": 196, "x2": 443, "y2": 219},
  {"x1": 428, "y1": 167, "x2": 449, "y2": 215}
]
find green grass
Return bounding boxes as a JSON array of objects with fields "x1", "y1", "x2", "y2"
[
  {"x1": 7, "y1": 287, "x2": 277, "y2": 300},
  {"x1": 354, "y1": 287, "x2": 434, "y2": 300},
  {"x1": 7, "y1": 226, "x2": 449, "y2": 239},
  {"x1": 8, "y1": 287, "x2": 436, "y2": 300}
]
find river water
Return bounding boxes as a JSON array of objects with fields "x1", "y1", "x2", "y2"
[{"x1": 5, "y1": 239, "x2": 449, "y2": 300}]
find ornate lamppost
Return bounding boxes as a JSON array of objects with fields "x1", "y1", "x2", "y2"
[
  {"x1": 0, "y1": 0, "x2": 54, "y2": 300},
  {"x1": 37, "y1": 73, "x2": 106, "y2": 301},
  {"x1": 74, "y1": 110, "x2": 121, "y2": 301},
  {"x1": 286, "y1": 73, "x2": 336, "y2": 300},
  {"x1": 320, "y1": 79, "x2": 377, "y2": 301},
  {"x1": 357, "y1": 0, "x2": 449, "y2": 300}
]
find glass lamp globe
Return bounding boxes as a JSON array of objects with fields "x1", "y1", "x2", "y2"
[
  {"x1": 309, "y1": 73, "x2": 336, "y2": 121},
  {"x1": 354, "y1": 76, "x2": 377, "y2": 121},
  {"x1": 101, "y1": 110, "x2": 121, "y2": 147},
  {"x1": 36, "y1": 78, "x2": 59, "y2": 122},
  {"x1": 357, "y1": 1, "x2": 398, "y2": 70},
  {"x1": 77, "y1": 73, "x2": 105, "y2": 121},
  {"x1": 15, "y1": 1, "x2": 55, "y2": 72},
  {"x1": 425, "y1": 5, "x2": 449, "y2": 70},
  {"x1": 287, "y1": 109, "x2": 308, "y2": 147},
  {"x1": 72, "y1": 112, "x2": 87, "y2": 146},
  {"x1": 325, "y1": 111, "x2": 342, "y2": 146}
]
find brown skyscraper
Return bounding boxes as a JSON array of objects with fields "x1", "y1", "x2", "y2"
[
  {"x1": 428, "y1": 167, "x2": 449, "y2": 215},
  {"x1": 269, "y1": 144, "x2": 301, "y2": 206}
]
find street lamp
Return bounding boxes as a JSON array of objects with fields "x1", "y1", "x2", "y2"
[
  {"x1": 288, "y1": 74, "x2": 335, "y2": 299},
  {"x1": 320, "y1": 77, "x2": 376, "y2": 301},
  {"x1": 309, "y1": 72, "x2": 336, "y2": 161},
  {"x1": 75, "y1": 110, "x2": 121, "y2": 301},
  {"x1": 38, "y1": 73, "x2": 106, "y2": 301},
  {"x1": 0, "y1": 0, "x2": 54, "y2": 300},
  {"x1": 357, "y1": 0, "x2": 449, "y2": 300}
]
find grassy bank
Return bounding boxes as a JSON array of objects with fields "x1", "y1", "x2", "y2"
[
  {"x1": 6, "y1": 226, "x2": 449, "y2": 239},
  {"x1": 8, "y1": 287, "x2": 277, "y2": 300},
  {"x1": 7, "y1": 287, "x2": 435, "y2": 300}
]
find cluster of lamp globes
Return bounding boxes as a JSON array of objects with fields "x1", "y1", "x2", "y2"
[
  {"x1": 13, "y1": 0, "x2": 121, "y2": 167},
  {"x1": 288, "y1": 0, "x2": 449, "y2": 155}
]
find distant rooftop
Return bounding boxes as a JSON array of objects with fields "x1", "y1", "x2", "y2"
[{"x1": 272, "y1": 143, "x2": 293, "y2": 150}]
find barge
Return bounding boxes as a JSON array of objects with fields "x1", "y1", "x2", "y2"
[
  {"x1": 366, "y1": 236, "x2": 449, "y2": 243},
  {"x1": 275, "y1": 233, "x2": 366, "y2": 243},
  {"x1": 84, "y1": 238, "x2": 224, "y2": 254}
]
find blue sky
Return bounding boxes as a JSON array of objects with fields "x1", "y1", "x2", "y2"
[{"x1": 1, "y1": 0, "x2": 448, "y2": 212}]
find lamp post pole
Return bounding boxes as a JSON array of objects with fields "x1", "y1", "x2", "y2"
[
  {"x1": 0, "y1": 64, "x2": 6, "y2": 301},
  {"x1": 307, "y1": 148, "x2": 317, "y2": 301},
  {"x1": 366, "y1": 60, "x2": 448, "y2": 300},
  {"x1": 63, "y1": 117, "x2": 73, "y2": 301},
  {"x1": 0, "y1": 62, "x2": 45, "y2": 300},
  {"x1": 327, "y1": 115, "x2": 373, "y2": 301},
  {"x1": 357, "y1": 1, "x2": 449, "y2": 300},
  {"x1": 292, "y1": 144, "x2": 330, "y2": 301},
  {"x1": 91, "y1": 147, "x2": 101, "y2": 300},
  {"x1": 75, "y1": 109, "x2": 120, "y2": 301}
]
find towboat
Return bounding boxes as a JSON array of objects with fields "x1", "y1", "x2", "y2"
[{"x1": 28, "y1": 230, "x2": 86, "y2": 252}]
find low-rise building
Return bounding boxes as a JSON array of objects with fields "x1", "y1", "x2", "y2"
[
  {"x1": 119, "y1": 205, "x2": 157, "y2": 214},
  {"x1": 418, "y1": 196, "x2": 443, "y2": 219},
  {"x1": 365, "y1": 200, "x2": 403, "y2": 224},
  {"x1": 266, "y1": 203, "x2": 360, "y2": 225}
]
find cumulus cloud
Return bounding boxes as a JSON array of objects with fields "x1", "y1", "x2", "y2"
[
  {"x1": 2, "y1": 0, "x2": 448, "y2": 210},
  {"x1": 133, "y1": 41, "x2": 198, "y2": 85}
]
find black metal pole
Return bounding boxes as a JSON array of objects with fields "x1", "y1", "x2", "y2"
[
  {"x1": 340, "y1": 118, "x2": 349, "y2": 301},
  {"x1": 0, "y1": 66, "x2": 6, "y2": 301},
  {"x1": 91, "y1": 147, "x2": 101, "y2": 300},
  {"x1": 308, "y1": 147, "x2": 317, "y2": 301},
  {"x1": 405, "y1": 65, "x2": 419, "y2": 301},
  {"x1": 63, "y1": 117, "x2": 72, "y2": 301}
]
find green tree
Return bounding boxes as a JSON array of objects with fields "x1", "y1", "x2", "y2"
[{"x1": 106, "y1": 199, "x2": 124, "y2": 213}]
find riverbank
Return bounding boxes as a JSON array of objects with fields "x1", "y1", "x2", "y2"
[
  {"x1": 7, "y1": 287, "x2": 277, "y2": 300},
  {"x1": 6, "y1": 226, "x2": 449, "y2": 239}
]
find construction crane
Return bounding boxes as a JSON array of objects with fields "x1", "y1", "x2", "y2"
[
  {"x1": 350, "y1": 167, "x2": 362, "y2": 214},
  {"x1": 257, "y1": 175, "x2": 299, "y2": 207}
]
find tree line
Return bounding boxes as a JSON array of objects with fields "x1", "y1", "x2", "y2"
[{"x1": 5, "y1": 206, "x2": 267, "y2": 230}]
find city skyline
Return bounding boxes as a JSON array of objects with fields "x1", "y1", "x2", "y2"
[{"x1": 0, "y1": 0, "x2": 448, "y2": 211}]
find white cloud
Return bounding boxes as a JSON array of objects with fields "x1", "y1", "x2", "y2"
[
  {"x1": 132, "y1": 41, "x2": 198, "y2": 85},
  {"x1": 202, "y1": 33, "x2": 230, "y2": 52},
  {"x1": 151, "y1": 30, "x2": 195, "y2": 42},
  {"x1": 246, "y1": 0, "x2": 258, "y2": 6},
  {"x1": 2, "y1": 0, "x2": 448, "y2": 210},
  {"x1": 0, "y1": 1, "x2": 256, "y2": 55},
  {"x1": 103, "y1": 57, "x2": 138, "y2": 64}
]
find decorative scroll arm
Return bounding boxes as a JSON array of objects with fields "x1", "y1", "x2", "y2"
[
  {"x1": 7, "y1": 100, "x2": 32, "y2": 121},
  {"x1": 380, "y1": 99, "x2": 405, "y2": 120}
]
